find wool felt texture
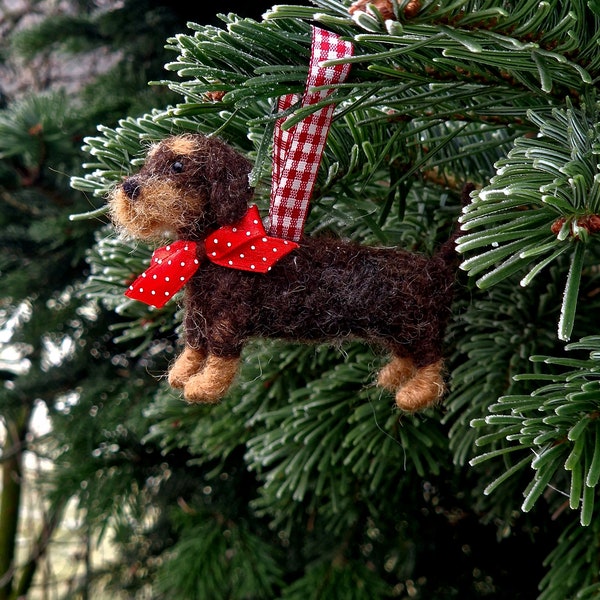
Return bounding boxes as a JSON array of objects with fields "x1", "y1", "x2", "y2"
[{"x1": 110, "y1": 134, "x2": 460, "y2": 412}]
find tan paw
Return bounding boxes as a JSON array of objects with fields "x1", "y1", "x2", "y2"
[
  {"x1": 182, "y1": 355, "x2": 240, "y2": 404},
  {"x1": 394, "y1": 361, "x2": 445, "y2": 412},
  {"x1": 168, "y1": 346, "x2": 206, "y2": 388},
  {"x1": 377, "y1": 356, "x2": 416, "y2": 391}
]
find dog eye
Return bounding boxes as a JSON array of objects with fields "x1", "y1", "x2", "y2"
[{"x1": 170, "y1": 161, "x2": 184, "y2": 174}]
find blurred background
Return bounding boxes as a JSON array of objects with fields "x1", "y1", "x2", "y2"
[{"x1": 0, "y1": 2, "x2": 281, "y2": 598}]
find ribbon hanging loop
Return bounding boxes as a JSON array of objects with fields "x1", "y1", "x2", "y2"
[{"x1": 268, "y1": 27, "x2": 354, "y2": 242}]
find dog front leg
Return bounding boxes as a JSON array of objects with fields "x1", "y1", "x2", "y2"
[
  {"x1": 168, "y1": 345, "x2": 207, "y2": 388},
  {"x1": 183, "y1": 354, "x2": 240, "y2": 404}
]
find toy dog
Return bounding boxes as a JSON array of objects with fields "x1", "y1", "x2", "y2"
[{"x1": 109, "y1": 134, "x2": 459, "y2": 412}]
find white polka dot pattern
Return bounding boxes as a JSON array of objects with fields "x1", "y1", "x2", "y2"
[
  {"x1": 125, "y1": 240, "x2": 199, "y2": 309},
  {"x1": 124, "y1": 206, "x2": 299, "y2": 309},
  {"x1": 208, "y1": 205, "x2": 298, "y2": 273}
]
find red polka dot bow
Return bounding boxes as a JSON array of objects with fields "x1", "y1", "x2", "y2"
[
  {"x1": 125, "y1": 240, "x2": 200, "y2": 308},
  {"x1": 125, "y1": 206, "x2": 299, "y2": 308}
]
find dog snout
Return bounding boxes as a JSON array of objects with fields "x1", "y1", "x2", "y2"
[{"x1": 121, "y1": 177, "x2": 141, "y2": 200}]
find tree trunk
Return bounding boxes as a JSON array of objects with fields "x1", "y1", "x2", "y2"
[
  {"x1": 10, "y1": 500, "x2": 66, "y2": 600},
  {"x1": 0, "y1": 405, "x2": 32, "y2": 600}
]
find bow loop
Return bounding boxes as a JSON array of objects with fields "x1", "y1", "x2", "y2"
[{"x1": 207, "y1": 205, "x2": 298, "y2": 273}]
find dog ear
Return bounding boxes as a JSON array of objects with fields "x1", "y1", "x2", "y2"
[
  {"x1": 206, "y1": 138, "x2": 254, "y2": 226},
  {"x1": 210, "y1": 175, "x2": 253, "y2": 226}
]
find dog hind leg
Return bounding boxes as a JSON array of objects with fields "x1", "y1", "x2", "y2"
[
  {"x1": 168, "y1": 346, "x2": 206, "y2": 388},
  {"x1": 183, "y1": 354, "x2": 240, "y2": 403},
  {"x1": 394, "y1": 360, "x2": 446, "y2": 412},
  {"x1": 377, "y1": 356, "x2": 417, "y2": 391}
]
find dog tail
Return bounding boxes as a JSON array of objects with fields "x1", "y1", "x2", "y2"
[{"x1": 434, "y1": 182, "x2": 475, "y2": 268}]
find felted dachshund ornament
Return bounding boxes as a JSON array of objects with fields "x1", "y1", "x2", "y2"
[{"x1": 109, "y1": 133, "x2": 459, "y2": 412}]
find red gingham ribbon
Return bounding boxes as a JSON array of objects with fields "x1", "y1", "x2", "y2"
[{"x1": 268, "y1": 27, "x2": 353, "y2": 241}]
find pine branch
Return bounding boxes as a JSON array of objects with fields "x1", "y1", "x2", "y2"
[
  {"x1": 154, "y1": 492, "x2": 284, "y2": 598},
  {"x1": 538, "y1": 518, "x2": 600, "y2": 599},
  {"x1": 469, "y1": 336, "x2": 600, "y2": 531},
  {"x1": 459, "y1": 98, "x2": 600, "y2": 341},
  {"x1": 67, "y1": 2, "x2": 600, "y2": 597}
]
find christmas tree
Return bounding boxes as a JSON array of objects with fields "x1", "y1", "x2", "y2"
[{"x1": 4, "y1": 0, "x2": 600, "y2": 597}]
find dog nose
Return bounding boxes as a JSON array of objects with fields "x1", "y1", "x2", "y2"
[{"x1": 122, "y1": 177, "x2": 141, "y2": 200}]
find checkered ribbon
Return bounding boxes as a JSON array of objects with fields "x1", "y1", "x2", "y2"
[{"x1": 268, "y1": 27, "x2": 353, "y2": 241}]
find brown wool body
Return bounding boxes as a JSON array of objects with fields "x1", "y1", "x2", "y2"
[{"x1": 110, "y1": 134, "x2": 460, "y2": 412}]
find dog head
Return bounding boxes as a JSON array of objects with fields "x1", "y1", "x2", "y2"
[{"x1": 109, "y1": 134, "x2": 253, "y2": 240}]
